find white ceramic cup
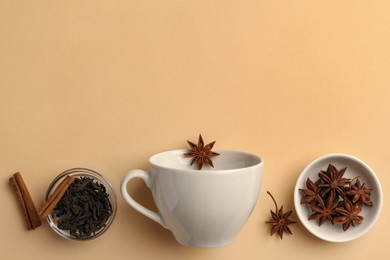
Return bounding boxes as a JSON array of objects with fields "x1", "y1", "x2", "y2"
[{"x1": 121, "y1": 149, "x2": 263, "y2": 248}]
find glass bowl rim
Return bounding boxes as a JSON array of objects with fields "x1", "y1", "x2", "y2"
[{"x1": 45, "y1": 168, "x2": 118, "y2": 241}]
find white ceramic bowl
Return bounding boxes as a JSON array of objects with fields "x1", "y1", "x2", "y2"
[{"x1": 294, "y1": 154, "x2": 382, "y2": 242}]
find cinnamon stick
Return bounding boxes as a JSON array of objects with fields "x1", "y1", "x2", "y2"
[
  {"x1": 39, "y1": 175, "x2": 74, "y2": 218},
  {"x1": 10, "y1": 172, "x2": 42, "y2": 230},
  {"x1": 9, "y1": 176, "x2": 32, "y2": 230}
]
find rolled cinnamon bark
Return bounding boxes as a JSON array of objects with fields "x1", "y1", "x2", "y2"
[
  {"x1": 10, "y1": 172, "x2": 42, "y2": 230},
  {"x1": 39, "y1": 175, "x2": 74, "y2": 218},
  {"x1": 9, "y1": 176, "x2": 32, "y2": 230}
]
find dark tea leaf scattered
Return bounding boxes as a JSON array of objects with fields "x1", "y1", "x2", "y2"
[{"x1": 52, "y1": 176, "x2": 112, "y2": 239}]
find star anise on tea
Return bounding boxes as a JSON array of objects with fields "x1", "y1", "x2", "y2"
[
  {"x1": 333, "y1": 198, "x2": 364, "y2": 231},
  {"x1": 184, "y1": 134, "x2": 220, "y2": 170},
  {"x1": 308, "y1": 193, "x2": 338, "y2": 226},
  {"x1": 265, "y1": 191, "x2": 297, "y2": 239},
  {"x1": 318, "y1": 164, "x2": 350, "y2": 199},
  {"x1": 346, "y1": 178, "x2": 373, "y2": 206},
  {"x1": 299, "y1": 178, "x2": 322, "y2": 205}
]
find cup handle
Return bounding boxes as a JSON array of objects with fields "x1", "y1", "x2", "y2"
[{"x1": 120, "y1": 170, "x2": 166, "y2": 228}]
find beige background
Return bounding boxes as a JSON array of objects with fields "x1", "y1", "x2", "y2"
[{"x1": 1, "y1": 0, "x2": 389, "y2": 259}]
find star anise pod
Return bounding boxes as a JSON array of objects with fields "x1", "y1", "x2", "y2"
[
  {"x1": 308, "y1": 193, "x2": 338, "y2": 226},
  {"x1": 346, "y1": 177, "x2": 373, "y2": 206},
  {"x1": 299, "y1": 178, "x2": 322, "y2": 205},
  {"x1": 318, "y1": 164, "x2": 350, "y2": 199},
  {"x1": 334, "y1": 198, "x2": 364, "y2": 231},
  {"x1": 300, "y1": 163, "x2": 374, "y2": 231},
  {"x1": 184, "y1": 134, "x2": 220, "y2": 170},
  {"x1": 265, "y1": 191, "x2": 297, "y2": 239}
]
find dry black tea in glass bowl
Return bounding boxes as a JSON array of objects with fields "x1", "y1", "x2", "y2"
[{"x1": 45, "y1": 168, "x2": 117, "y2": 241}]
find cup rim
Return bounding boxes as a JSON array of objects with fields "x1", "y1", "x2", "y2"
[{"x1": 149, "y1": 149, "x2": 263, "y2": 173}]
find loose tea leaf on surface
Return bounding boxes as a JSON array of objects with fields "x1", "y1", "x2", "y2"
[
  {"x1": 52, "y1": 176, "x2": 112, "y2": 239},
  {"x1": 184, "y1": 134, "x2": 220, "y2": 170},
  {"x1": 265, "y1": 191, "x2": 297, "y2": 239}
]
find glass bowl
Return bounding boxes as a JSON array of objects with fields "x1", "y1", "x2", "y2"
[{"x1": 45, "y1": 168, "x2": 117, "y2": 241}]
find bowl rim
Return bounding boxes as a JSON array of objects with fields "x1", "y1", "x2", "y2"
[
  {"x1": 45, "y1": 168, "x2": 118, "y2": 241},
  {"x1": 294, "y1": 153, "x2": 383, "y2": 242}
]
